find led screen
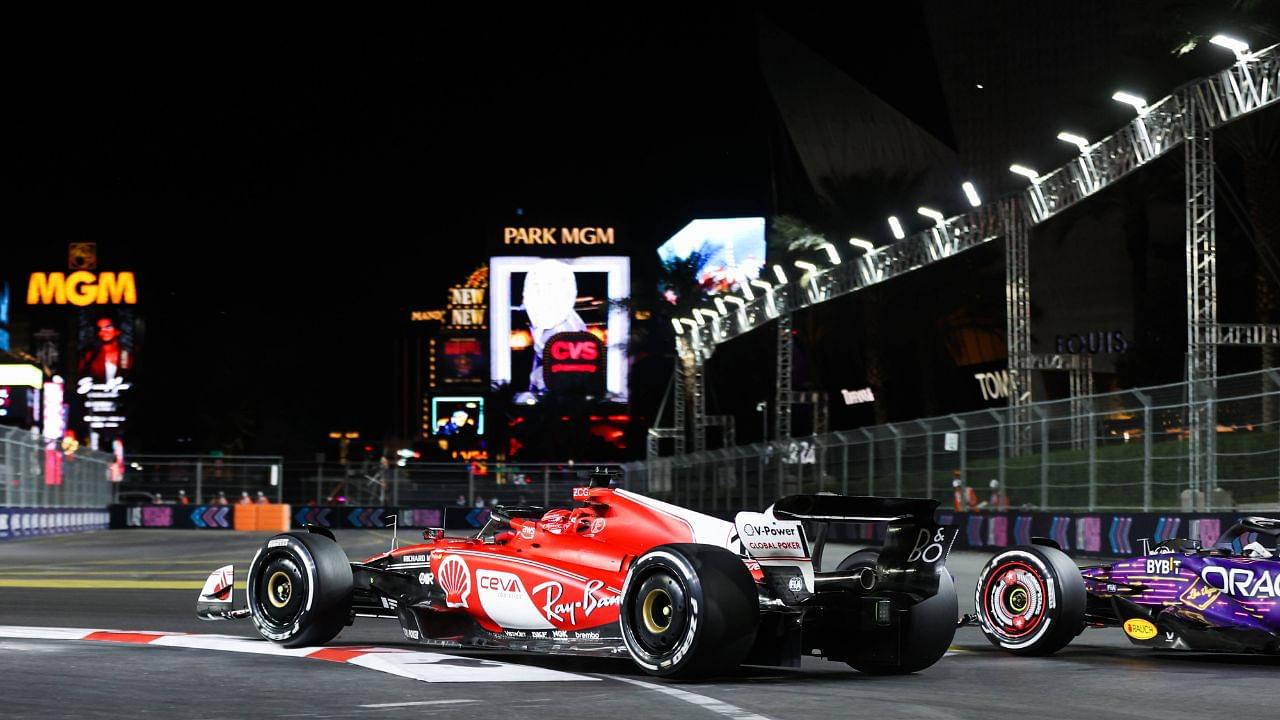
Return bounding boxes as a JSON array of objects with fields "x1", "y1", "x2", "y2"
[
  {"x1": 489, "y1": 256, "x2": 629, "y2": 403},
  {"x1": 430, "y1": 396, "x2": 485, "y2": 437},
  {"x1": 657, "y1": 217, "x2": 766, "y2": 296}
]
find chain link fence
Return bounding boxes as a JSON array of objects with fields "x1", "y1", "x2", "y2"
[
  {"x1": 626, "y1": 368, "x2": 1280, "y2": 514},
  {"x1": 112, "y1": 458, "x2": 624, "y2": 512},
  {"x1": 280, "y1": 461, "x2": 625, "y2": 509},
  {"x1": 119, "y1": 455, "x2": 284, "y2": 505},
  {"x1": 1, "y1": 425, "x2": 115, "y2": 508}
]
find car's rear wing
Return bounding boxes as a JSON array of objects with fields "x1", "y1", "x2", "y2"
[
  {"x1": 737, "y1": 495, "x2": 955, "y2": 604},
  {"x1": 770, "y1": 495, "x2": 938, "y2": 525}
]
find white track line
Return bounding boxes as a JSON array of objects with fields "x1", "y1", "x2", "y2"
[
  {"x1": 0, "y1": 626, "x2": 595, "y2": 683},
  {"x1": 605, "y1": 675, "x2": 775, "y2": 720},
  {"x1": 360, "y1": 699, "x2": 479, "y2": 708}
]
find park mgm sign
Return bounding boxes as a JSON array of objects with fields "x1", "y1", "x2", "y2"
[
  {"x1": 502, "y1": 226, "x2": 615, "y2": 246},
  {"x1": 27, "y1": 272, "x2": 138, "y2": 306}
]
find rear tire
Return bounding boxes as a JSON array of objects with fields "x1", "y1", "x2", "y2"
[
  {"x1": 837, "y1": 550, "x2": 958, "y2": 675},
  {"x1": 974, "y1": 545, "x2": 1085, "y2": 655},
  {"x1": 619, "y1": 543, "x2": 758, "y2": 679},
  {"x1": 247, "y1": 532, "x2": 353, "y2": 648}
]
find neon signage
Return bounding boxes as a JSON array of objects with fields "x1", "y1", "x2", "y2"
[{"x1": 27, "y1": 272, "x2": 137, "y2": 306}]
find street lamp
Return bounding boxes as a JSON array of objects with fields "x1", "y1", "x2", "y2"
[
  {"x1": 887, "y1": 216, "x2": 906, "y2": 240},
  {"x1": 961, "y1": 181, "x2": 981, "y2": 207},
  {"x1": 793, "y1": 260, "x2": 819, "y2": 277},
  {"x1": 1210, "y1": 34, "x2": 1250, "y2": 61},
  {"x1": 693, "y1": 308, "x2": 719, "y2": 325},
  {"x1": 1009, "y1": 164, "x2": 1040, "y2": 182},
  {"x1": 755, "y1": 400, "x2": 768, "y2": 442},
  {"x1": 1112, "y1": 91, "x2": 1149, "y2": 116},
  {"x1": 819, "y1": 242, "x2": 842, "y2": 265},
  {"x1": 1057, "y1": 131, "x2": 1090, "y2": 152},
  {"x1": 848, "y1": 237, "x2": 876, "y2": 253},
  {"x1": 917, "y1": 206, "x2": 945, "y2": 228}
]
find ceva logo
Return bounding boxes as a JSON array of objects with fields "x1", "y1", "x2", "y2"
[{"x1": 27, "y1": 272, "x2": 137, "y2": 306}]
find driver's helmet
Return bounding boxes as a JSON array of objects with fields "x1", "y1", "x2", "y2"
[{"x1": 539, "y1": 509, "x2": 573, "y2": 535}]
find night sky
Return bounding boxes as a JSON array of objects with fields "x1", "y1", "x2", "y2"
[
  {"x1": 10, "y1": 6, "x2": 1260, "y2": 457},
  {"x1": 4, "y1": 11, "x2": 797, "y2": 455}
]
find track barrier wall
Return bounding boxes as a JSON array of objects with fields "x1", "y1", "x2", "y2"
[
  {"x1": 0, "y1": 508, "x2": 110, "y2": 541},
  {"x1": 109, "y1": 504, "x2": 491, "y2": 531},
  {"x1": 820, "y1": 510, "x2": 1267, "y2": 558}
]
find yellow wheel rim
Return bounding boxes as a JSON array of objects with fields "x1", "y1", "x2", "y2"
[
  {"x1": 1008, "y1": 587, "x2": 1028, "y2": 613},
  {"x1": 641, "y1": 588, "x2": 672, "y2": 634},
  {"x1": 268, "y1": 571, "x2": 293, "y2": 609}
]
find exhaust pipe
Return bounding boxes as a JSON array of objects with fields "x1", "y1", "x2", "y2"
[{"x1": 811, "y1": 567, "x2": 877, "y2": 593}]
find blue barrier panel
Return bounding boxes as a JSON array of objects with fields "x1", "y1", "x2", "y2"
[{"x1": 0, "y1": 508, "x2": 110, "y2": 541}]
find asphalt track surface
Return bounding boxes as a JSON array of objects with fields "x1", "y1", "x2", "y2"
[{"x1": 4, "y1": 530, "x2": 1280, "y2": 719}]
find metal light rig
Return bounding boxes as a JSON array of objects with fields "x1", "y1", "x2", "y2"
[{"x1": 662, "y1": 45, "x2": 1279, "y2": 507}]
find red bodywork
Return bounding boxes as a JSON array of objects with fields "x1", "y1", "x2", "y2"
[{"x1": 363, "y1": 486, "x2": 757, "y2": 637}]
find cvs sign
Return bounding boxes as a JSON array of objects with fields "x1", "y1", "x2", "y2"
[{"x1": 544, "y1": 332, "x2": 604, "y2": 395}]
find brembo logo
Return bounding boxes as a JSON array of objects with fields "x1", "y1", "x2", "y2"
[
  {"x1": 437, "y1": 555, "x2": 471, "y2": 608},
  {"x1": 1201, "y1": 565, "x2": 1280, "y2": 598},
  {"x1": 741, "y1": 523, "x2": 797, "y2": 538}
]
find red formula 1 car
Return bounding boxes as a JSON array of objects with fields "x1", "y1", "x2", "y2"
[{"x1": 197, "y1": 470, "x2": 959, "y2": 678}]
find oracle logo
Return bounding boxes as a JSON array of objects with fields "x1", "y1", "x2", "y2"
[{"x1": 437, "y1": 555, "x2": 471, "y2": 608}]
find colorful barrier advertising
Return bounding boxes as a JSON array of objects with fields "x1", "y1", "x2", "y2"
[
  {"x1": 0, "y1": 508, "x2": 110, "y2": 541},
  {"x1": 109, "y1": 505, "x2": 485, "y2": 531},
  {"x1": 938, "y1": 511, "x2": 1249, "y2": 557}
]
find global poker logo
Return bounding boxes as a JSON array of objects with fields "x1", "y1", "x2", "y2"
[{"x1": 437, "y1": 555, "x2": 472, "y2": 608}]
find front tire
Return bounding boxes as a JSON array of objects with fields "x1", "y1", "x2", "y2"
[
  {"x1": 974, "y1": 545, "x2": 1085, "y2": 655},
  {"x1": 247, "y1": 532, "x2": 353, "y2": 648},
  {"x1": 837, "y1": 550, "x2": 958, "y2": 675},
  {"x1": 619, "y1": 544, "x2": 758, "y2": 679}
]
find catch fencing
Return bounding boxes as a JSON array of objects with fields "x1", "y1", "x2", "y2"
[
  {"x1": 0, "y1": 424, "x2": 115, "y2": 509},
  {"x1": 625, "y1": 368, "x2": 1280, "y2": 514},
  {"x1": 120, "y1": 454, "x2": 285, "y2": 505},
  {"x1": 116, "y1": 457, "x2": 624, "y2": 511}
]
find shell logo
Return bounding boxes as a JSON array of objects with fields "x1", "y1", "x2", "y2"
[
  {"x1": 437, "y1": 555, "x2": 471, "y2": 608},
  {"x1": 1123, "y1": 618, "x2": 1157, "y2": 640}
]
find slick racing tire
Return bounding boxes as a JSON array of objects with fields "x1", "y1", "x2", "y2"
[
  {"x1": 620, "y1": 543, "x2": 758, "y2": 679},
  {"x1": 836, "y1": 550, "x2": 958, "y2": 675},
  {"x1": 975, "y1": 545, "x2": 1085, "y2": 656},
  {"x1": 247, "y1": 532, "x2": 353, "y2": 648}
]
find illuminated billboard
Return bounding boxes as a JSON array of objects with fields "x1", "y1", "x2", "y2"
[
  {"x1": 489, "y1": 256, "x2": 629, "y2": 403},
  {"x1": 434, "y1": 335, "x2": 487, "y2": 386},
  {"x1": 657, "y1": 217, "x2": 765, "y2": 295},
  {"x1": 76, "y1": 308, "x2": 137, "y2": 435},
  {"x1": 430, "y1": 396, "x2": 484, "y2": 436},
  {"x1": 27, "y1": 271, "x2": 138, "y2": 306}
]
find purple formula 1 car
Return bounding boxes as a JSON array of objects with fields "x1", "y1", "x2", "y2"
[{"x1": 972, "y1": 516, "x2": 1280, "y2": 655}]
